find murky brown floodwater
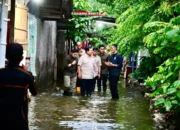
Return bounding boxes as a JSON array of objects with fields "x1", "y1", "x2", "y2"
[{"x1": 29, "y1": 80, "x2": 155, "y2": 130}]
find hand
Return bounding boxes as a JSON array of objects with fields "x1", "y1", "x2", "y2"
[
  {"x1": 108, "y1": 62, "x2": 115, "y2": 67},
  {"x1": 72, "y1": 60, "x2": 77, "y2": 65},
  {"x1": 105, "y1": 61, "x2": 110, "y2": 66},
  {"x1": 68, "y1": 64, "x2": 72, "y2": 67},
  {"x1": 109, "y1": 62, "x2": 117, "y2": 67},
  {"x1": 78, "y1": 73, "x2": 82, "y2": 79},
  {"x1": 113, "y1": 64, "x2": 118, "y2": 67}
]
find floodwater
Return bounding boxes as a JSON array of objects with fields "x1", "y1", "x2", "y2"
[{"x1": 29, "y1": 80, "x2": 155, "y2": 130}]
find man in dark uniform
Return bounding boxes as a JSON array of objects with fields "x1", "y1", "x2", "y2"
[
  {"x1": 64, "y1": 49, "x2": 78, "y2": 96},
  {"x1": 105, "y1": 44, "x2": 123, "y2": 99},
  {"x1": 0, "y1": 43, "x2": 37, "y2": 130}
]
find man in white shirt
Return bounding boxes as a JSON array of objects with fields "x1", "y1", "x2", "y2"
[
  {"x1": 76, "y1": 42, "x2": 85, "y2": 90},
  {"x1": 78, "y1": 47, "x2": 95, "y2": 97},
  {"x1": 92, "y1": 47, "x2": 102, "y2": 92}
]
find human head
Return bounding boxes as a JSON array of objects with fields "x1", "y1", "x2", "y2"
[
  {"x1": 76, "y1": 42, "x2": 82, "y2": 50},
  {"x1": 99, "y1": 44, "x2": 105, "y2": 54},
  {"x1": 6, "y1": 43, "x2": 23, "y2": 64},
  {"x1": 112, "y1": 44, "x2": 117, "y2": 54},
  {"x1": 93, "y1": 47, "x2": 98, "y2": 56},
  {"x1": 85, "y1": 47, "x2": 93, "y2": 56},
  {"x1": 71, "y1": 49, "x2": 78, "y2": 58}
]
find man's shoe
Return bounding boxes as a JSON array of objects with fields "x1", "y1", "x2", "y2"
[{"x1": 112, "y1": 96, "x2": 119, "y2": 99}]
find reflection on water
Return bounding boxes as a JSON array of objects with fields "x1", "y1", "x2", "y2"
[{"x1": 29, "y1": 80, "x2": 155, "y2": 130}]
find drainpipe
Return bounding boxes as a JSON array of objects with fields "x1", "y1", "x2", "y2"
[{"x1": 0, "y1": 0, "x2": 8, "y2": 68}]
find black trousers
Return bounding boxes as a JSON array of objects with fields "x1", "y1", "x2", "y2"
[
  {"x1": 97, "y1": 74, "x2": 108, "y2": 92},
  {"x1": 81, "y1": 79, "x2": 93, "y2": 97},
  {"x1": 92, "y1": 76, "x2": 98, "y2": 92},
  {"x1": 109, "y1": 75, "x2": 120, "y2": 99}
]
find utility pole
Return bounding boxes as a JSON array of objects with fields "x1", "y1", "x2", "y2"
[{"x1": 9, "y1": 0, "x2": 15, "y2": 43}]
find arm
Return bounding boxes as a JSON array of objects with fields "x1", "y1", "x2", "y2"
[
  {"x1": 77, "y1": 57, "x2": 83, "y2": 78},
  {"x1": 98, "y1": 57, "x2": 102, "y2": 75},
  {"x1": 78, "y1": 65, "x2": 81, "y2": 75},
  {"x1": 98, "y1": 66, "x2": 101, "y2": 75},
  {"x1": 117, "y1": 55, "x2": 123, "y2": 69},
  {"x1": 71, "y1": 58, "x2": 78, "y2": 66},
  {"x1": 108, "y1": 55, "x2": 123, "y2": 68}
]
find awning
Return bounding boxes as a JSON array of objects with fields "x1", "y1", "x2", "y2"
[{"x1": 94, "y1": 17, "x2": 116, "y2": 23}]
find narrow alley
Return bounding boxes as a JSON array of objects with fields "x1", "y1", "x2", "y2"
[
  {"x1": 0, "y1": 0, "x2": 180, "y2": 130},
  {"x1": 28, "y1": 80, "x2": 155, "y2": 130}
]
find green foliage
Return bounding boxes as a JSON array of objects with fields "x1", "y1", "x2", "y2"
[
  {"x1": 96, "y1": 0, "x2": 180, "y2": 114},
  {"x1": 66, "y1": 0, "x2": 94, "y2": 42},
  {"x1": 66, "y1": 0, "x2": 110, "y2": 43},
  {"x1": 74, "y1": 0, "x2": 92, "y2": 11},
  {"x1": 70, "y1": 0, "x2": 180, "y2": 113},
  {"x1": 87, "y1": 37, "x2": 103, "y2": 47},
  {"x1": 67, "y1": 16, "x2": 94, "y2": 42},
  {"x1": 146, "y1": 55, "x2": 180, "y2": 112},
  {"x1": 132, "y1": 56, "x2": 163, "y2": 80}
]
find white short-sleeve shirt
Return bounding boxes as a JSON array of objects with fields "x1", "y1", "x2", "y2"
[{"x1": 78, "y1": 54, "x2": 96, "y2": 79}]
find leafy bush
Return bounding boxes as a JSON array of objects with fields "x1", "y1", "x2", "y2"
[{"x1": 132, "y1": 56, "x2": 163, "y2": 80}]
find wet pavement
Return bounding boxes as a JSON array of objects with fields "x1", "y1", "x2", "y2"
[{"x1": 29, "y1": 80, "x2": 155, "y2": 130}]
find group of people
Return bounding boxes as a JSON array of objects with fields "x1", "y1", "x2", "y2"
[
  {"x1": 0, "y1": 42, "x2": 123, "y2": 130},
  {"x1": 64, "y1": 42, "x2": 123, "y2": 99}
]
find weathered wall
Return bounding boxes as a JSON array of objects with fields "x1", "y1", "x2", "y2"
[
  {"x1": 56, "y1": 29, "x2": 65, "y2": 86},
  {"x1": 36, "y1": 20, "x2": 57, "y2": 88}
]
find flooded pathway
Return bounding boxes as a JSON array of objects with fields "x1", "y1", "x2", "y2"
[{"x1": 29, "y1": 80, "x2": 155, "y2": 130}]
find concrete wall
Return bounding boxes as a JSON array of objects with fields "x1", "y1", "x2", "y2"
[
  {"x1": 56, "y1": 30, "x2": 66, "y2": 86},
  {"x1": 36, "y1": 20, "x2": 57, "y2": 88}
]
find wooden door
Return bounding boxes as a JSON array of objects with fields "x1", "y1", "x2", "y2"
[{"x1": 14, "y1": 4, "x2": 28, "y2": 51}]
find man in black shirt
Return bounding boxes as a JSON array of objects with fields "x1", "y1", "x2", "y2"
[
  {"x1": 0, "y1": 43, "x2": 37, "y2": 130},
  {"x1": 64, "y1": 49, "x2": 78, "y2": 95},
  {"x1": 105, "y1": 44, "x2": 123, "y2": 99}
]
